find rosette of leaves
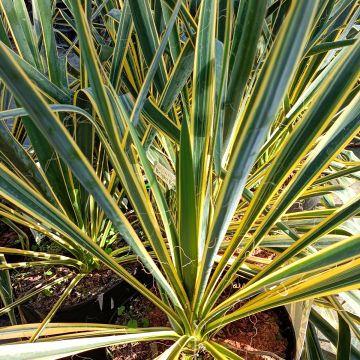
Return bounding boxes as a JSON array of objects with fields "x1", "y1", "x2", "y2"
[{"x1": 0, "y1": 0, "x2": 359, "y2": 359}]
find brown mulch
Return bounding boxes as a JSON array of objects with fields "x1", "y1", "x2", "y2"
[
  {"x1": 251, "y1": 248, "x2": 276, "y2": 260},
  {"x1": 247, "y1": 248, "x2": 277, "y2": 268},
  {"x1": 109, "y1": 290, "x2": 289, "y2": 360},
  {"x1": 212, "y1": 309, "x2": 288, "y2": 360}
]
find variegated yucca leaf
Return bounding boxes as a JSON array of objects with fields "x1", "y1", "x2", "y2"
[{"x1": 0, "y1": 0, "x2": 359, "y2": 359}]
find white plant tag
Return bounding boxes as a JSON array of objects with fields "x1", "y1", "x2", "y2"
[
  {"x1": 97, "y1": 293, "x2": 104, "y2": 311},
  {"x1": 153, "y1": 161, "x2": 176, "y2": 189}
]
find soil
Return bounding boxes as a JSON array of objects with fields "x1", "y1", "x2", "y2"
[
  {"x1": 211, "y1": 308, "x2": 288, "y2": 360},
  {"x1": 12, "y1": 264, "x2": 137, "y2": 319},
  {"x1": 109, "y1": 289, "x2": 291, "y2": 360},
  {"x1": 0, "y1": 221, "x2": 33, "y2": 263},
  {"x1": 0, "y1": 223, "x2": 23, "y2": 250},
  {"x1": 248, "y1": 248, "x2": 277, "y2": 268},
  {"x1": 10, "y1": 230, "x2": 139, "y2": 318},
  {"x1": 109, "y1": 293, "x2": 173, "y2": 360}
]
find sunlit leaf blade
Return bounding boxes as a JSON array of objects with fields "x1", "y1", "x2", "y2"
[
  {"x1": 197, "y1": 0, "x2": 320, "y2": 308},
  {"x1": 1, "y1": 46, "x2": 71, "y2": 103},
  {"x1": 223, "y1": 0, "x2": 267, "y2": 147},
  {"x1": 32, "y1": 0, "x2": 62, "y2": 86},
  {"x1": 160, "y1": 40, "x2": 194, "y2": 113},
  {"x1": 128, "y1": 0, "x2": 167, "y2": 92},
  {"x1": 251, "y1": 193, "x2": 360, "y2": 283},
  {"x1": 112, "y1": 0, "x2": 191, "y2": 313},
  {"x1": 205, "y1": 257, "x2": 360, "y2": 334},
  {"x1": 0, "y1": 41, "x2": 183, "y2": 313},
  {"x1": 190, "y1": 0, "x2": 217, "y2": 211},
  {"x1": 0, "y1": 0, "x2": 359, "y2": 356},
  {"x1": 0, "y1": 161, "x2": 182, "y2": 326},
  {"x1": 205, "y1": 44, "x2": 360, "y2": 311},
  {"x1": 178, "y1": 118, "x2": 197, "y2": 295},
  {"x1": 110, "y1": 0, "x2": 133, "y2": 91},
  {"x1": 71, "y1": 0, "x2": 184, "y2": 292},
  {"x1": 0, "y1": 118, "x2": 58, "y2": 207},
  {"x1": 203, "y1": 341, "x2": 244, "y2": 360},
  {"x1": 156, "y1": 335, "x2": 190, "y2": 360},
  {"x1": 0, "y1": 0, "x2": 42, "y2": 69},
  {"x1": 0, "y1": 331, "x2": 178, "y2": 360},
  {"x1": 143, "y1": 99, "x2": 180, "y2": 143}
]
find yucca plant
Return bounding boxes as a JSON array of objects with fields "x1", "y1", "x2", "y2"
[
  {"x1": 0, "y1": 0, "x2": 150, "y2": 330},
  {"x1": 0, "y1": 0, "x2": 360, "y2": 359}
]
